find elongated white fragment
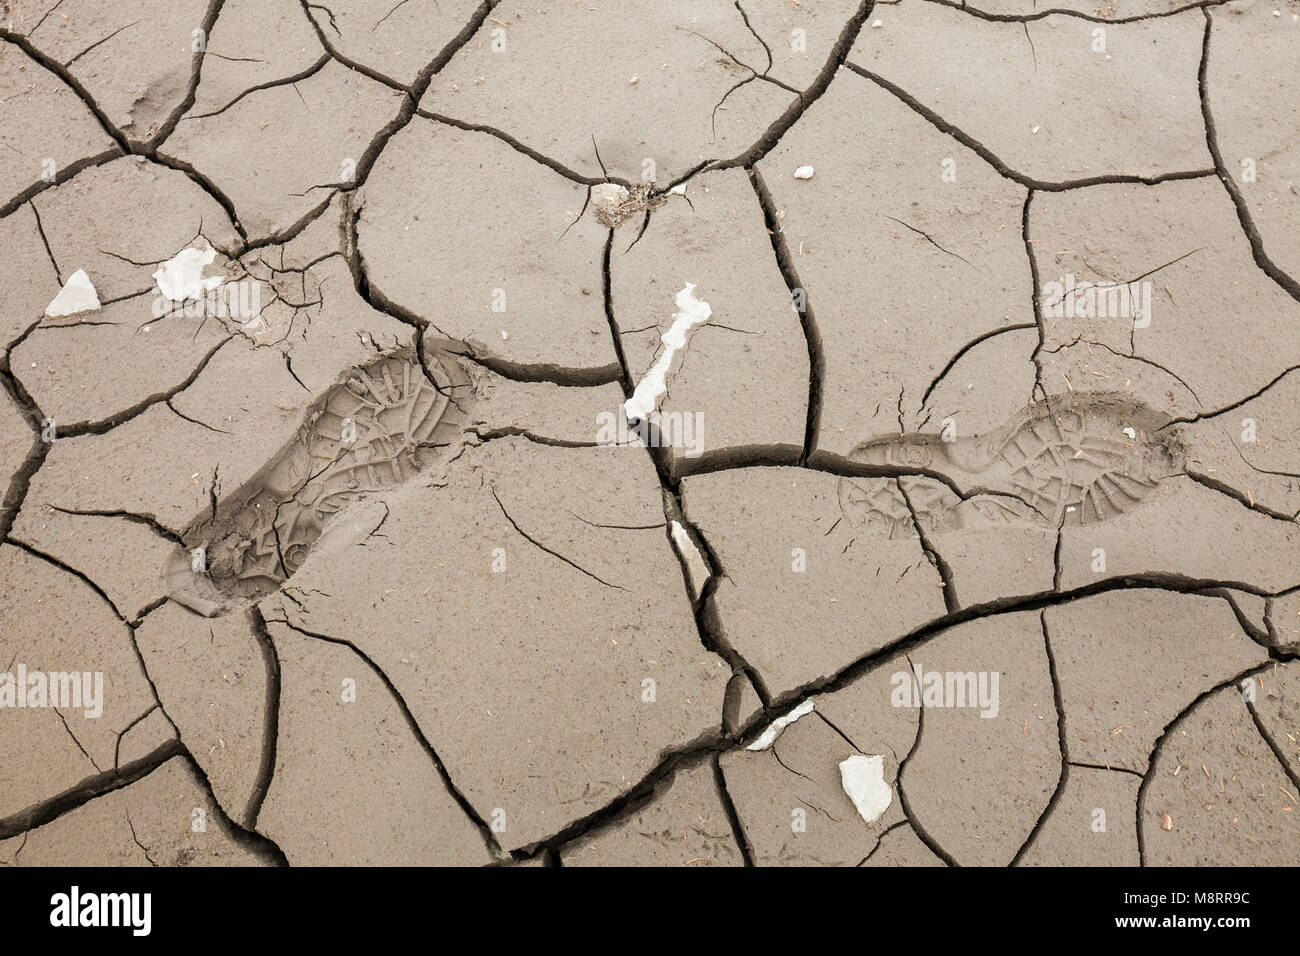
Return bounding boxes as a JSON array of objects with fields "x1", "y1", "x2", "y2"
[
  {"x1": 746, "y1": 698, "x2": 814, "y2": 751},
  {"x1": 623, "y1": 283, "x2": 711, "y2": 422}
]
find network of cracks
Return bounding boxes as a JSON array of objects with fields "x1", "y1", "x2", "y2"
[{"x1": 1, "y1": 0, "x2": 1297, "y2": 867}]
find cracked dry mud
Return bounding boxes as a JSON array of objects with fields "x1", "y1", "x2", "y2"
[{"x1": 0, "y1": 0, "x2": 1297, "y2": 870}]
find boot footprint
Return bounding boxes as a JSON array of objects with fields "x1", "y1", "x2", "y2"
[
  {"x1": 837, "y1": 393, "x2": 1184, "y2": 535},
  {"x1": 165, "y1": 345, "x2": 469, "y2": 614}
]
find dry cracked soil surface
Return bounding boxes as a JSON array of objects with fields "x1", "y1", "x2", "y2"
[{"x1": 0, "y1": 0, "x2": 1298, "y2": 868}]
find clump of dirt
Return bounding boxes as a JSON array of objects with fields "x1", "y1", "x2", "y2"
[{"x1": 590, "y1": 182, "x2": 669, "y2": 228}]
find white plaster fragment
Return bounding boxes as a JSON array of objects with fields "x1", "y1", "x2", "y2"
[
  {"x1": 839, "y1": 754, "x2": 893, "y2": 824},
  {"x1": 1121, "y1": 426, "x2": 1136, "y2": 439},
  {"x1": 794, "y1": 165, "x2": 815, "y2": 180},
  {"x1": 747, "y1": 698, "x2": 814, "y2": 751},
  {"x1": 622, "y1": 283, "x2": 712, "y2": 422},
  {"x1": 153, "y1": 245, "x2": 225, "y2": 302},
  {"x1": 668, "y1": 183, "x2": 687, "y2": 196},
  {"x1": 45, "y1": 269, "x2": 101, "y2": 318}
]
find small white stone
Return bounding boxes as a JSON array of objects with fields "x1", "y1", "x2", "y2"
[
  {"x1": 501, "y1": 330, "x2": 509, "y2": 340},
  {"x1": 44, "y1": 269, "x2": 101, "y2": 319},
  {"x1": 793, "y1": 165, "x2": 815, "y2": 180},
  {"x1": 871, "y1": 19, "x2": 883, "y2": 28},
  {"x1": 1122, "y1": 426, "x2": 1136, "y2": 439},
  {"x1": 839, "y1": 754, "x2": 893, "y2": 825}
]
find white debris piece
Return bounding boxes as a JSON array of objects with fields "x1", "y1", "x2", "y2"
[
  {"x1": 793, "y1": 165, "x2": 815, "y2": 180},
  {"x1": 1121, "y1": 426, "x2": 1136, "y2": 439},
  {"x1": 839, "y1": 754, "x2": 893, "y2": 824},
  {"x1": 44, "y1": 269, "x2": 100, "y2": 318},
  {"x1": 153, "y1": 245, "x2": 225, "y2": 302},
  {"x1": 871, "y1": 19, "x2": 883, "y2": 28},
  {"x1": 623, "y1": 283, "x2": 712, "y2": 422},
  {"x1": 668, "y1": 183, "x2": 688, "y2": 196},
  {"x1": 670, "y1": 519, "x2": 711, "y2": 598},
  {"x1": 747, "y1": 698, "x2": 815, "y2": 751}
]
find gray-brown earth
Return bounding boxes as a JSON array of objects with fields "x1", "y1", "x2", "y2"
[{"x1": 0, "y1": 0, "x2": 1297, "y2": 867}]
